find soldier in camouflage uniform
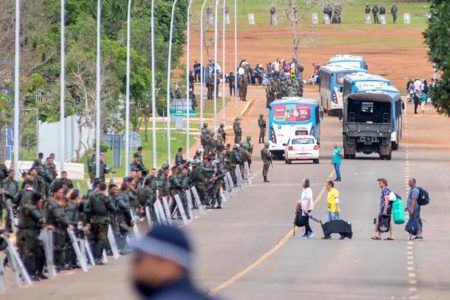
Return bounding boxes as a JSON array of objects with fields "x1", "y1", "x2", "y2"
[
  {"x1": 31, "y1": 153, "x2": 45, "y2": 178},
  {"x1": 49, "y1": 171, "x2": 74, "y2": 194},
  {"x1": 2, "y1": 170, "x2": 19, "y2": 217},
  {"x1": 202, "y1": 157, "x2": 215, "y2": 207},
  {"x1": 261, "y1": 142, "x2": 272, "y2": 182},
  {"x1": 87, "y1": 149, "x2": 96, "y2": 183},
  {"x1": 218, "y1": 122, "x2": 226, "y2": 142},
  {"x1": 175, "y1": 148, "x2": 184, "y2": 166},
  {"x1": 14, "y1": 179, "x2": 35, "y2": 209},
  {"x1": 43, "y1": 184, "x2": 74, "y2": 270},
  {"x1": 189, "y1": 161, "x2": 206, "y2": 207},
  {"x1": 130, "y1": 155, "x2": 145, "y2": 173},
  {"x1": 207, "y1": 74, "x2": 214, "y2": 100},
  {"x1": 233, "y1": 117, "x2": 242, "y2": 144},
  {"x1": 157, "y1": 164, "x2": 171, "y2": 202},
  {"x1": 229, "y1": 144, "x2": 242, "y2": 184},
  {"x1": 43, "y1": 157, "x2": 58, "y2": 187},
  {"x1": 92, "y1": 153, "x2": 112, "y2": 183},
  {"x1": 203, "y1": 129, "x2": 212, "y2": 156},
  {"x1": 258, "y1": 113, "x2": 267, "y2": 143},
  {"x1": 210, "y1": 160, "x2": 225, "y2": 209},
  {"x1": 111, "y1": 183, "x2": 133, "y2": 253},
  {"x1": 169, "y1": 166, "x2": 185, "y2": 216},
  {"x1": 17, "y1": 191, "x2": 46, "y2": 281},
  {"x1": 84, "y1": 183, "x2": 116, "y2": 264},
  {"x1": 29, "y1": 167, "x2": 47, "y2": 197}
]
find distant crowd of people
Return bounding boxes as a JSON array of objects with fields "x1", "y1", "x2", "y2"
[
  {"x1": 406, "y1": 78, "x2": 436, "y2": 114},
  {"x1": 365, "y1": 3, "x2": 399, "y2": 24}
]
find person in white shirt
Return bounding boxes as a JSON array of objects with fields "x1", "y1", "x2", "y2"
[
  {"x1": 413, "y1": 78, "x2": 422, "y2": 92},
  {"x1": 296, "y1": 178, "x2": 315, "y2": 239}
]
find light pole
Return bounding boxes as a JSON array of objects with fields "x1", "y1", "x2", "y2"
[
  {"x1": 186, "y1": 0, "x2": 194, "y2": 160},
  {"x1": 166, "y1": 0, "x2": 179, "y2": 165},
  {"x1": 200, "y1": 0, "x2": 208, "y2": 129},
  {"x1": 151, "y1": 0, "x2": 157, "y2": 169},
  {"x1": 222, "y1": 0, "x2": 226, "y2": 123},
  {"x1": 60, "y1": 0, "x2": 65, "y2": 172},
  {"x1": 213, "y1": 0, "x2": 219, "y2": 132},
  {"x1": 234, "y1": 0, "x2": 238, "y2": 112},
  {"x1": 13, "y1": 0, "x2": 20, "y2": 179},
  {"x1": 95, "y1": 0, "x2": 101, "y2": 178},
  {"x1": 125, "y1": 0, "x2": 132, "y2": 176}
]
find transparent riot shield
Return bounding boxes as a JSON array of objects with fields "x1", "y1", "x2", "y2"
[
  {"x1": 0, "y1": 253, "x2": 9, "y2": 293},
  {"x1": 66, "y1": 228, "x2": 88, "y2": 272},
  {"x1": 324, "y1": 14, "x2": 331, "y2": 24},
  {"x1": 220, "y1": 187, "x2": 227, "y2": 204},
  {"x1": 226, "y1": 172, "x2": 235, "y2": 195},
  {"x1": 145, "y1": 206, "x2": 153, "y2": 228},
  {"x1": 161, "y1": 197, "x2": 173, "y2": 225},
  {"x1": 185, "y1": 190, "x2": 194, "y2": 220},
  {"x1": 39, "y1": 229, "x2": 56, "y2": 279},
  {"x1": 190, "y1": 186, "x2": 205, "y2": 215},
  {"x1": 154, "y1": 199, "x2": 167, "y2": 224},
  {"x1": 84, "y1": 237, "x2": 96, "y2": 266},
  {"x1": 5, "y1": 237, "x2": 32, "y2": 286},
  {"x1": 223, "y1": 174, "x2": 232, "y2": 198},
  {"x1": 107, "y1": 225, "x2": 120, "y2": 260},
  {"x1": 235, "y1": 167, "x2": 244, "y2": 191},
  {"x1": 129, "y1": 209, "x2": 141, "y2": 238},
  {"x1": 174, "y1": 194, "x2": 189, "y2": 226},
  {"x1": 244, "y1": 161, "x2": 252, "y2": 185},
  {"x1": 102, "y1": 249, "x2": 108, "y2": 264},
  {"x1": 365, "y1": 14, "x2": 371, "y2": 24},
  {"x1": 153, "y1": 202, "x2": 162, "y2": 224},
  {"x1": 312, "y1": 13, "x2": 318, "y2": 24}
]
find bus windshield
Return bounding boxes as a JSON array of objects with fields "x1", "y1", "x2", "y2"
[
  {"x1": 272, "y1": 103, "x2": 311, "y2": 123},
  {"x1": 335, "y1": 71, "x2": 356, "y2": 86}
]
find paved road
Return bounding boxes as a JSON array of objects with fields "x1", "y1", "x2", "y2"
[{"x1": 3, "y1": 88, "x2": 449, "y2": 300}]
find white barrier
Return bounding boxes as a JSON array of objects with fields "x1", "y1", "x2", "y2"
[
  {"x1": 404, "y1": 13, "x2": 410, "y2": 24},
  {"x1": 365, "y1": 14, "x2": 371, "y2": 24},
  {"x1": 312, "y1": 13, "x2": 318, "y2": 24},
  {"x1": 6, "y1": 160, "x2": 85, "y2": 180},
  {"x1": 324, "y1": 14, "x2": 330, "y2": 24},
  {"x1": 380, "y1": 15, "x2": 386, "y2": 24},
  {"x1": 248, "y1": 14, "x2": 255, "y2": 25}
]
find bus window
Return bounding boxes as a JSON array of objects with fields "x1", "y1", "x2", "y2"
[
  {"x1": 295, "y1": 130, "x2": 308, "y2": 136},
  {"x1": 335, "y1": 72, "x2": 354, "y2": 86}
]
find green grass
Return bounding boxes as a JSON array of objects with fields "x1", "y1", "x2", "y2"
[{"x1": 79, "y1": 128, "x2": 197, "y2": 179}]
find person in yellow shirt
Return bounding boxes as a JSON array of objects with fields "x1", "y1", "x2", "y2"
[{"x1": 325, "y1": 180, "x2": 340, "y2": 222}]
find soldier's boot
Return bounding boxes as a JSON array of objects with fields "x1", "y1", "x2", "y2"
[
  {"x1": 216, "y1": 193, "x2": 222, "y2": 209},
  {"x1": 264, "y1": 176, "x2": 270, "y2": 183}
]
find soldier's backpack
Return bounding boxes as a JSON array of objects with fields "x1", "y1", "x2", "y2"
[{"x1": 417, "y1": 187, "x2": 430, "y2": 206}]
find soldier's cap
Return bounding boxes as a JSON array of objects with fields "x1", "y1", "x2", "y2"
[
  {"x1": 212, "y1": 159, "x2": 221, "y2": 166},
  {"x1": 128, "y1": 225, "x2": 192, "y2": 270},
  {"x1": 203, "y1": 123, "x2": 208, "y2": 127},
  {"x1": 211, "y1": 131, "x2": 215, "y2": 135},
  {"x1": 220, "y1": 122, "x2": 224, "y2": 126},
  {"x1": 259, "y1": 113, "x2": 264, "y2": 117},
  {"x1": 242, "y1": 144, "x2": 249, "y2": 149},
  {"x1": 235, "y1": 117, "x2": 240, "y2": 120},
  {"x1": 233, "y1": 144, "x2": 240, "y2": 150},
  {"x1": 161, "y1": 163, "x2": 170, "y2": 170},
  {"x1": 246, "y1": 135, "x2": 251, "y2": 140},
  {"x1": 264, "y1": 142, "x2": 270, "y2": 146},
  {"x1": 21, "y1": 171, "x2": 28, "y2": 177}
]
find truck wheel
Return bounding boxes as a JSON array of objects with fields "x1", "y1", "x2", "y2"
[
  {"x1": 386, "y1": 153, "x2": 392, "y2": 160},
  {"x1": 287, "y1": 159, "x2": 292, "y2": 164},
  {"x1": 392, "y1": 142, "x2": 398, "y2": 150},
  {"x1": 350, "y1": 154, "x2": 356, "y2": 159},
  {"x1": 313, "y1": 159, "x2": 319, "y2": 164}
]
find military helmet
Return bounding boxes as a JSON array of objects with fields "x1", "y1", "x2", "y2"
[
  {"x1": 162, "y1": 163, "x2": 170, "y2": 170},
  {"x1": 235, "y1": 117, "x2": 240, "y2": 121},
  {"x1": 246, "y1": 135, "x2": 251, "y2": 140},
  {"x1": 203, "y1": 123, "x2": 208, "y2": 127},
  {"x1": 237, "y1": 121, "x2": 241, "y2": 125},
  {"x1": 264, "y1": 142, "x2": 270, "y2": 147},
  {"x1": 211, "y1": 131, "x2": 215, "y2": 135},
  {"x1": 259, "y1": 113, "x2": 264, "y2": 117},
  {"x1": 220, "y1": 122, "x2": 224, "y2": 126}
]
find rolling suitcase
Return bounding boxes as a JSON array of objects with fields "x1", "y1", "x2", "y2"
[{"x1": 309, "y1": 215, "x2": 353, "y2": 239}]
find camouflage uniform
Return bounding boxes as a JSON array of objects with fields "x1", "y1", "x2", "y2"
[{"x1": 261, "y1": 142, "x2": 272, "y2": 182}]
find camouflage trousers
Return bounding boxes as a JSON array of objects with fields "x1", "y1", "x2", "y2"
[
  {"x1": 17, "y1": 229, "x2": 45, "y2": 276},
  {"x1": 90, "y1": 223, "x2": 108, "y2": 260},
  {"x1": 263, "y1": 162, "x2": 270, "y2": 177},
  {"x1": 210, "y1": 179, "x2": 224, "y2": 207}
]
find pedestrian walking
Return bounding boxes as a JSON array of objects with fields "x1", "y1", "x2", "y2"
[
  {"x1": 332, "y1": 144, "x2": 343, "y2": 181},
  {"x1": 406, "y1": 178, "x2": 423, "y2": 240},
  {"x1": 227, "y1": 72, "x2": 235, "y2": 96},
  {"x1": 193, "y1": 61, "x2": 201, "y2": 82},
  {"x1": 372, "y1": 178, "x2": 394, "y2": 240},
  {"x1": 419, "y1": 90, "x2": 427, "y2": 114},
  {"x1": 325, "y1": 180, "x2": 340, "y2": 223},
  {"x1": 129, "y1": 225, "x2": 217, "y2": 300},
  {"x1": 412, "y1": 90, "x2": 420, "y2": 114},
  {"x1": 297, "y1": 178, "x2": 314, "y2": 239}
]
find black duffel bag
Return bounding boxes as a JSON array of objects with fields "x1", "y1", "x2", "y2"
[{"x1": 294, "y1": 210, "x2": 308, "y2": 227}]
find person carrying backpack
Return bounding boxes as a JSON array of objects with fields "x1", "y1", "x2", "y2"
[{"x1": 406, "y1": 178, "x2": 425, "y2": 240}]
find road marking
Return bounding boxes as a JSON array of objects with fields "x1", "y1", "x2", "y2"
[{"x1": 208, "y1": 169, "x2": 335, "y2": 296}]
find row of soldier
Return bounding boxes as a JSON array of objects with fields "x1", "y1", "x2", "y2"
[{"x1": 266, "y1": 75, "x2": 304, "y2": 107}]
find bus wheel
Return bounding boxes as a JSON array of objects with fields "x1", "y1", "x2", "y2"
[{"x1": 287, "y1": 159, "x2": 292, "y2": 164}]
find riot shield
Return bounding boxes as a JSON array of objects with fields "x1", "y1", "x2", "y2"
[
  {"x1": 185, "y1": 190, "x2": 194, "y2": 220},
  {"x1": 174, "y1": 194, "x2": 189, "y2": 226},
  {"x1": 129, "y1": 209, "x2": 141, "y2": 238},
  {"x1": 223, "y1": 174, "x2": 232, "y2": 198},
  {"x1": 244, "y1": 161, "x2": 252, "y2": 185},
  {"x1": 154, "y1": 199, "x2": 167, "y2": 224},
  {"x1": 107, "y1": 225, "x2": 120, "y2": 260},
  {"x1": 145, "y1": 206, "x2": 153, "y2": 228},
  {"x1": 220, "y1": 187, "x2": 227, "y2": 204},
  {"x1": 84, "y1": 237, "x2": 96, "y2": 266},
  {"x1": 5, "y1": 237, "x2": 32, "y2": 286},
  {"x1": 190, "y1": 186, "x2": 205, "y2": 215},
  {"x1": 102, "y1": 249, "x2": 108, "y2": 264},
  {"x1": 0, "y1": 253, "x2": 9, "y2": 293},
  {"x1": 235, "y1": 167, "x2": 244, "y2": 191},
  {"x1": 153, "y1": 202, "x2": 162, "y2": 224},
  {"x1": 67, "y1": 228, "x2": 88, "y2": 272},
  {"x1": 39, "y1": 229, "x2": 56, "y2": 279},
  {"x1": 161, "y1": 197, "x2": 173, "y2": 225},
  {"x1": 226, "y1": 172, "x2": 235, "y2": 195}
]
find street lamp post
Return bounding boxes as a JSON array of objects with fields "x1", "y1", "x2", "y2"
[
  {"x1": 234, "y1": 0, "x2": 238, "y2": 112},
  {"x1": 213, "y1": 0, "x2": 219, "y2": 132},
  {"x1": 166, "y1": 0, "x2": 179, "y2": 165},
  {"x1": 13, "y1": 0, "x2": 20, "y2": 179},
  {"x1": 60, "y1": 0, "x2": 65, "y2": 172},
  {"x1": 95, "y1": 0, "x2": 101, "y2": 178},
  {"x1": 222, "y1": 0, "x2": 226, "y2": 123},
  {"x1": 125, "y1": 0, "x2": 132, "y2": 176},
  {"x1": 151, "y1": 0, "x2": 157, "y2": 169},
  {"x1": 186, "y1": 0, "x2": 194, "y2": 160},
  {"x1": 200, "y1": 0, "x2": 208, "y2": 129}
]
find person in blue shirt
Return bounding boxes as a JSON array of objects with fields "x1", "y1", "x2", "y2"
[
  {"x1": 332, "y1": 144, "x2": 343, "y2": 181},
  {"x1": 406, "y1": 178, "x2": 423, "y2": 240}
]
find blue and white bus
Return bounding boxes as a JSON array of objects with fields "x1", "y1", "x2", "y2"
[
  {"x1": 328, "y1": 54, "x2": 368, "y2": 70},
  {"x1": 268, "y1": 98, "x2": 323, "y2": 158},
  {"x1": 319, "y1": 65, "x2": 368, "y2": 115},
  {"x1": 346, "y1": 84, "x2": 403, "y2": 150},
  {"x1": 343, "y1": 72, "x2": 391, "y2": 97}
]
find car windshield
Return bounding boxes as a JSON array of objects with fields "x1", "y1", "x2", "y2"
[{"x1": 292, "y1": 138, "x2": 315, "y2": 145}]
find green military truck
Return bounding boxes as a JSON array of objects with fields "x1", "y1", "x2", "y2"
[{"x1": 342, "y1": 93, "x2": 394, "y2": 160}]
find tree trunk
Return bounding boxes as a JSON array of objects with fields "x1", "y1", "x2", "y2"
[
  {"x1": 75, "y1": 117, "x2": 84, "y2": 163},
  {"x1": 0, "y1": 126, "x2": 6, "y2": 162},
  {"x1": 144, "y1": 115, "x2": 149, "y2": 142},
  {"x1": 288, "y1": 0, "x2": 301, "y2": 65}
]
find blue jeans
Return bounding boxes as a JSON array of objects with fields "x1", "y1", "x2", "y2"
[
  {"x1": 334, "y1": 163, "x2": 341, "y2": 179},
  {"x1": 326, "y1": 211, "x2": 340, "y2": 222}
]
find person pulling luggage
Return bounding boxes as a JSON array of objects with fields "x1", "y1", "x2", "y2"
[
  {"x1": 294, "y1": 179, "x2": 315, "y2": 239},
  {"x1": 372, "y1": 178, "x2": 394, "y2": 240}
]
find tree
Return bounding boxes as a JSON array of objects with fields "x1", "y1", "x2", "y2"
[{"x1": 424, "y1": 0, "x2": 450, "y2": 116}]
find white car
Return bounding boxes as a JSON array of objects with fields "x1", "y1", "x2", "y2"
[{"x1": 284, "y1": 136, "x2": 320, "y2": 164}]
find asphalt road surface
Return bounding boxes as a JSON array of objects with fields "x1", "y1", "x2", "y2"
[{"x1": 3, "y1": 87, "x2": 450, "y2": 300}]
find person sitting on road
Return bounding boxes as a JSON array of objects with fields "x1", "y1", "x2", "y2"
[{"x1": 372, "y1": 178, "x2": 394, "y2": 240}]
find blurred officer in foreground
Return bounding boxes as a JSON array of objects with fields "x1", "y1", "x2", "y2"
[{"x1": 129, "y1": 225, "x2": 218, "y2": 300}]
